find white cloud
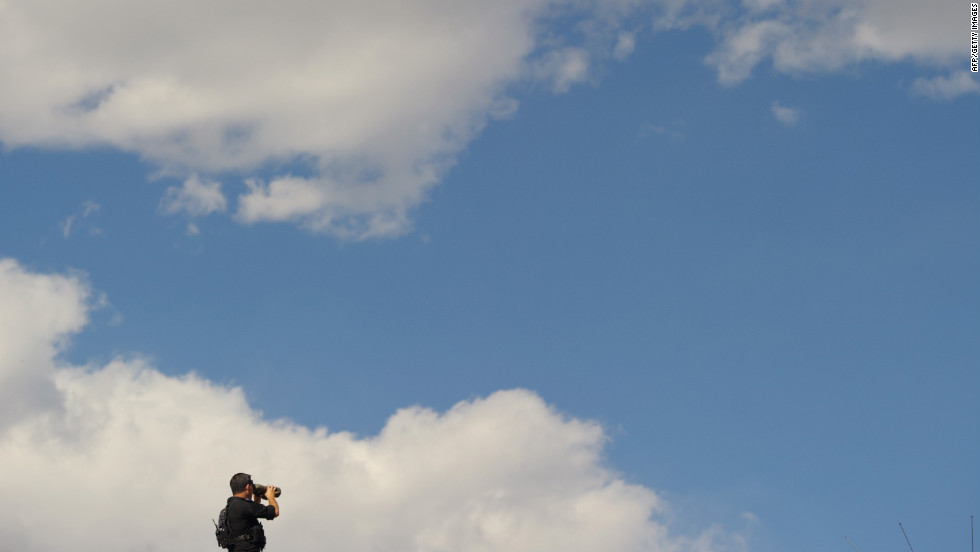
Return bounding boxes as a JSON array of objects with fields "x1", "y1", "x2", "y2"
[
  {"x1": 236, "y1": 177, "x2": 335, "y2": 228},
  {"x1": 910, "y1": 72, "x2": 980, "y2": 100},
  {"x1": 706, "y1": 19, "x2": 792, "y2": 85},
  {"x1": 2, "y1": 1, "x2": 958, "y2": 240},
  {"x1": 60, "y1": 200, "x2": 102, "y2": 238},
  {"x1": 614, "y1": 32, "x2": 637, "y2": 60},
  {"x1": 638, "y1": 120, "x2": 686, "y2": 141},
  {"x1": 668, "y1": 0, "x2": 964, "y2": 84},
  {"x1": 770, "y1": 100, "x2": 801, "y2": 126},
  {"x1": 740, "y1": 511, "x2": 759, "y2": 526},
  {"x1": 853, "y1": 0, "x2": 961, "y2": 62},
  {"x1": 81, "y1": 200, "x2": 101, "y2": 218},
  {"x1": 742, "y1": 0, "x2": 782, "y2": 12},
  {"x1": 60, "y1": 216, "x2": 77, "y2": 239},
  {"x1": 159, "y1": 174, "x2": 228, "y2": 217},
  {"x1": 0, "y1": 258, "x2": 741, "y2": 552},
  {"x1": 0, "y1": 259, "x2": 90, "y2": 426},
  {"x1": 0, "y1": 0, "x2": 635, "y2": 239},
  {"x1": 531, "y1": 47, "x2": 594, "y2": 93}
]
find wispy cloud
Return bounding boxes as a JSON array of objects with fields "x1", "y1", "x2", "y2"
[
  {"x1": 60, "y1": 200, "x2": 101, "y2": 239},
  {"x1": 690, "y1": 0, "x2": 963, "y2": 85},
  {"x1": 910, "y1": 72, "x2": 980, "y2": 100},
  {"x1": 770, "y1": 100, "x2": 802, "y2": 126},
  {"x1": 614, "y1": 32, "x2": 636, "y2": 60},
  {"x1": 531, "y1": 47, "x2": 592, "y2": 93},
  {"x1": 60, "y1": 217, "x2": 75, "y2": 239},
  {"x1": 638, "y1": 120, "x2": 686, "y2": 141},
  {"x1": 159, "y1": 174, "x2": 227, "y2": 217}
]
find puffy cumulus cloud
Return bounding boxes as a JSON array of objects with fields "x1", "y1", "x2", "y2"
[
  {"x1": 0, "y1": 259, "x2": 737, "y2": 552},
  {"x1": 0, "y1": 259, "x2": 91, "y2": 426},
  {"x1": 0, "y1": 0, "x2": 634, "y2": 239},
  {"x1": 0, "y1": 0, "x2": 963, "y2": 239},
  {"x1": 159, "y1": 174, "x2": 228, "y2": 217},
  {"x1": 657, "y1": 0, "x2": 963, "y2": 84}
]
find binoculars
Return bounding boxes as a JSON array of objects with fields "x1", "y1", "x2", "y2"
[{"x1": 253, "y1": 484, "x2": 282, "y2": 498}]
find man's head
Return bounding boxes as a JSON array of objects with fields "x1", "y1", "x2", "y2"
[{"x1": 230, "y1": 472, "x2": 253, "y2": 495}]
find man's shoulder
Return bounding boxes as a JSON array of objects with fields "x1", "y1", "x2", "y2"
[
  {"x1": 228, "y1": 496, "x2": 271, "y2": 515},
  {"x1": 226, "y1": 496, "x2": 252, "y2": 511}
]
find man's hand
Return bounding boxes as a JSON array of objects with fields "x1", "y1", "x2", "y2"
[{"x1": 264, "y1": 485, "x2": 280, "y2": 518}]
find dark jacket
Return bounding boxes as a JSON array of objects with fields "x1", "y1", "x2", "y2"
[{"x1": 226, "y1": 496, "x2": 277, "y2": 551}]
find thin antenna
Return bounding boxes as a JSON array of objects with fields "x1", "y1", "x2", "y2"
[
  {"x1": 845, "y1": 536, "x2": 861, "y2": 552},
  {"x1": 971, "y1": 515, "x2": 974, "y2": 552},
  {"x1": 899, "y1": 522, "x2": 915, "y2": 552}
]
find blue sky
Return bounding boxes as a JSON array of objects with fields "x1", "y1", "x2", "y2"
[{"x1": 0, "y1": 1, "x2": 977, "y2": 551}]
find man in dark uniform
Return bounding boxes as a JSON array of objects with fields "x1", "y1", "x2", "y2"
[{"x1": 226, "y1": 473, "x2": 279, "y2": 551}]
